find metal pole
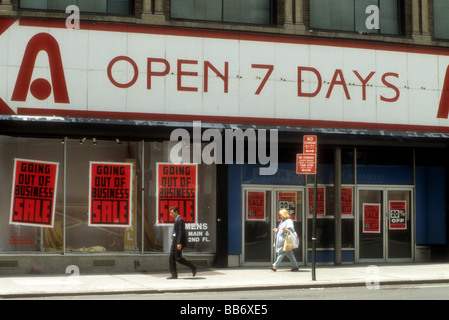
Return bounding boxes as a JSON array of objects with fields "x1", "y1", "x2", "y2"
[
  {"x1": 334, "y1": 147, "x2": 342, "y2": 265},
  {"x1": 63, "y1": 136, "x2": 67, "y2": 255},
  {"x1": 141, "y1": 140, "x2": 145, "y2": 255},
  {"x1": 312, "y1": 172, "x2": 317, "y2": 281}
]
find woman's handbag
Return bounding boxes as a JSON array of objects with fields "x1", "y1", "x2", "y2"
[
  {"x1": 291, "y1": 231, "x2": 299, "y2": 249},
  {"x1": 283, "y1": 232, "x2": 294, "y2": 251},
  {"x1": 283, "y1": 230, "x2": 300, "y2": 252}
]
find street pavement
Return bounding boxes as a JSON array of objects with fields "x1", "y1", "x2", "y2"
[{"x1": 1, "y1": 263, "x2": 449, "y2": 298}]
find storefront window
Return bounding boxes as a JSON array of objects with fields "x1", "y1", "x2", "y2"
[
  {"x1": 310, "y1": 0, "x2": 401, "y2": 35},
  {"x1": 65, "y1": 139, "x2": 142, "y2": 253},
  {"x1": 0, "y1": 136, "x2": 216, "y2": 255},
  {"x1": 307, "y1": 185, "x2": 354, "y2": 249},
  {"x1": 144, "y1": 142, "x2": 216, "y2": 253},
  {"x1": 0, "y1": 136, "x2": 64, "y2": 253}
]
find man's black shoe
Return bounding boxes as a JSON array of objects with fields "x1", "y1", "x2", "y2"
[
  {"x1": 192, "y1": 266, "x2": 197, "y2": 277},
  {"x1": 167, "y1": 275, "x2": 178, "y2": 279}
]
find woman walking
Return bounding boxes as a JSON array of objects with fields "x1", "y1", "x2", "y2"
[{"x1": 269, "y1": 209, "x2": 299, "y2": 272}]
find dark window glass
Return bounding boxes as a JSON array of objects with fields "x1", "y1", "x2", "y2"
[
  {"x1": 310, "y1": 0, "x2": 401, "y2": 35},
  {"x1": 20, "y1": 0, "x2": 132, "y2": 15},
  {"x1": 171, "y1": 0, "x2": 272, "y2": 25},
  {"x1": 434, "y1": 0, "x2": 449, "y2": 40}
]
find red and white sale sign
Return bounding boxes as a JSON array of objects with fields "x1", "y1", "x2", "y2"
[
  {"x1": 308, "y1": 187, "x2": 325, "y2": 215},
  {"x1": 156, "y1": 163, "x2": 197, "y2": 225},
  {"x1": 363, "y1": 203, "x2": 381, "y2": 233},
  {"x1": 247, "y1": 191, "x2": 266, "y2": 221},
  {"x1": 89, "y1": 162, "x2": 133, "y2": 227},
  {"x1": 389, "y1": 200, "x2": 407, "y2": 230},
  {"x1": 10, "y1": 158, "x2": 59, "y2": 228}
]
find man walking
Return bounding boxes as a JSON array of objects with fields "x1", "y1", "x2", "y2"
[{"x1": 167, "y1": 206, "x2": 197, "y2": 279}]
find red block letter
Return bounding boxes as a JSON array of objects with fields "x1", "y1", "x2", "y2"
[
  {"x1": 147, "y1": 58, "x2": 170, "y2": 90},
  {"x1": 326, "y1": 69, "x2": 350, "y2": 100},
  {"x1": 353, "y1": 71, "x2": 375, "y2": 101},
  {"x1": 204, "y1": 61, "x2": 228, "y2": 93},
  {"x1": 12, "y1": 33, "x2": 69, "y2": 103},
  {"x1": 177, "y1": 60, "x2": 198, "y2": 92},
  {"x1": 252, "y1": 64, "x2": 273, "y2": 95},
  {"x1": 298, "y1": 67, "x2": 322, "y2": 97},
  {"x1": 437, "y1": 65, "x2": 449, "y2": 119},
  {"x1": 380, "y1": 72, "x2": 400, "y2": 103}
]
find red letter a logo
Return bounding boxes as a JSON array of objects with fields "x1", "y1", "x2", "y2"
[
  {"x1": 437, "y1": 65, "x2": 449, "y2": 119},
  {"x1": 11, "y1": 33, "x2": 69, "y2": 103}
]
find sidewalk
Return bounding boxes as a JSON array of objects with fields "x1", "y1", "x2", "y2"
[{"x1": 1, "y1": 263, "x2": 449, "y2": 298}]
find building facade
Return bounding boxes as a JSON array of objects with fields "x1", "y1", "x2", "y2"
[{"x1": 0, "y1": 0, "x2": 448, "y2": 274}]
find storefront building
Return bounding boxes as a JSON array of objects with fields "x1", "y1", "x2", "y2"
[{"x1": 0, "y1": 0, "x2": 448, "y2": 274}]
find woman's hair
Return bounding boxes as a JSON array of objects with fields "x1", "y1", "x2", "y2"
[{"x1": 278, "y1": 208, "x2": 291, "y2": 220}]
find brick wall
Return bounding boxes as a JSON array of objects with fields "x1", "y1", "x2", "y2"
[
  {"x1": 303, "y1": 0, "x2": 309, "y2": 29},
  {"x1": 134, "y1": 0, "x2": 143, "y2": 17},
  {"x1": 428, "y1": 0, "x2": 434, "y2": 37},
  {"x1": 404, "y1": 0, "x2": 412, "y2": 37}
]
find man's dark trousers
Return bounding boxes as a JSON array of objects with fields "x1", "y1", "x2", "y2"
[{"x1": 169, "y1": 237, "x2": 195, "y2": 278}]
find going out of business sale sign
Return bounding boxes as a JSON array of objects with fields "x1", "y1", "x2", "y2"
[
  {"x1": 89, "y1": 162, "x2": 133, "y2": 227},
  {"x1": 10, "y1": 158, "x2": 59, "y2": 228},
  {"x1": 156, "y1": 163, "x2": 197, "y2": 225}
]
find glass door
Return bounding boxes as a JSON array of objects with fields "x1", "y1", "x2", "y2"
[
  {"x1": 242, "y1": 186, "x2": 304, "y2": 265},
  {"x1": 357, "y1": 187, "x2": 413, "y2": 262},
  {"x1": 275, "y1": 189, "x2": 304, "y2": 265},
  {"x1": 387, "y1": 189, "x2": 412, "y2": 260},
  {"x1": 243, "y1": 189, "x2": 272, "y2": 263},
  {"x1": 357, "y1": 188, "x2": 384, "y2": 261}
]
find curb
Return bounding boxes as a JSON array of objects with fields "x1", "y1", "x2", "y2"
[{"x1": 3, "y1": 277, "x2": 449, "y2": 299}]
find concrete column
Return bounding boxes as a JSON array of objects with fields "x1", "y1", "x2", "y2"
[
  {"x1": 412, "y1": 0, "x2": 431, "y2": 43},
  {"x1": 421, "y1": 0, "x2": 430, "y2": 36},
  {"x1": 284, "y1": 0, "x2": 293, "y2": 25},
  {"x1": 411, "y1": 0, "x2": 421, "y2": 35},
  {"x1": 294, "y1": 0, "x2": 305, "y2": 28},
  {"x1": 140, "y1": 0, "x2": 165, "y2": 24},
  {"x1": 0, "y1": 0, "x2": 13, "y2": 15},
  {"x1": 285, "y1": 0, "x2": 305, "y2": 32},
  {"x1": 143, "y1": 0, "x2": 152, "y2": 14},
  {"x1": 154, "y1": 0, "x2": 163, "y2": 15}
]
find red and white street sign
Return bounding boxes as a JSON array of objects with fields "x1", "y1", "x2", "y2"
[
  {"x1": 303, "y1": 135, "x2": 317, "y2": 154},
  {"x1": 296, "y1": 154, "x2": 316, "y2": 174},
  {"x1": 297, "y1": 135, "x2": 317, "y2": 174}
]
